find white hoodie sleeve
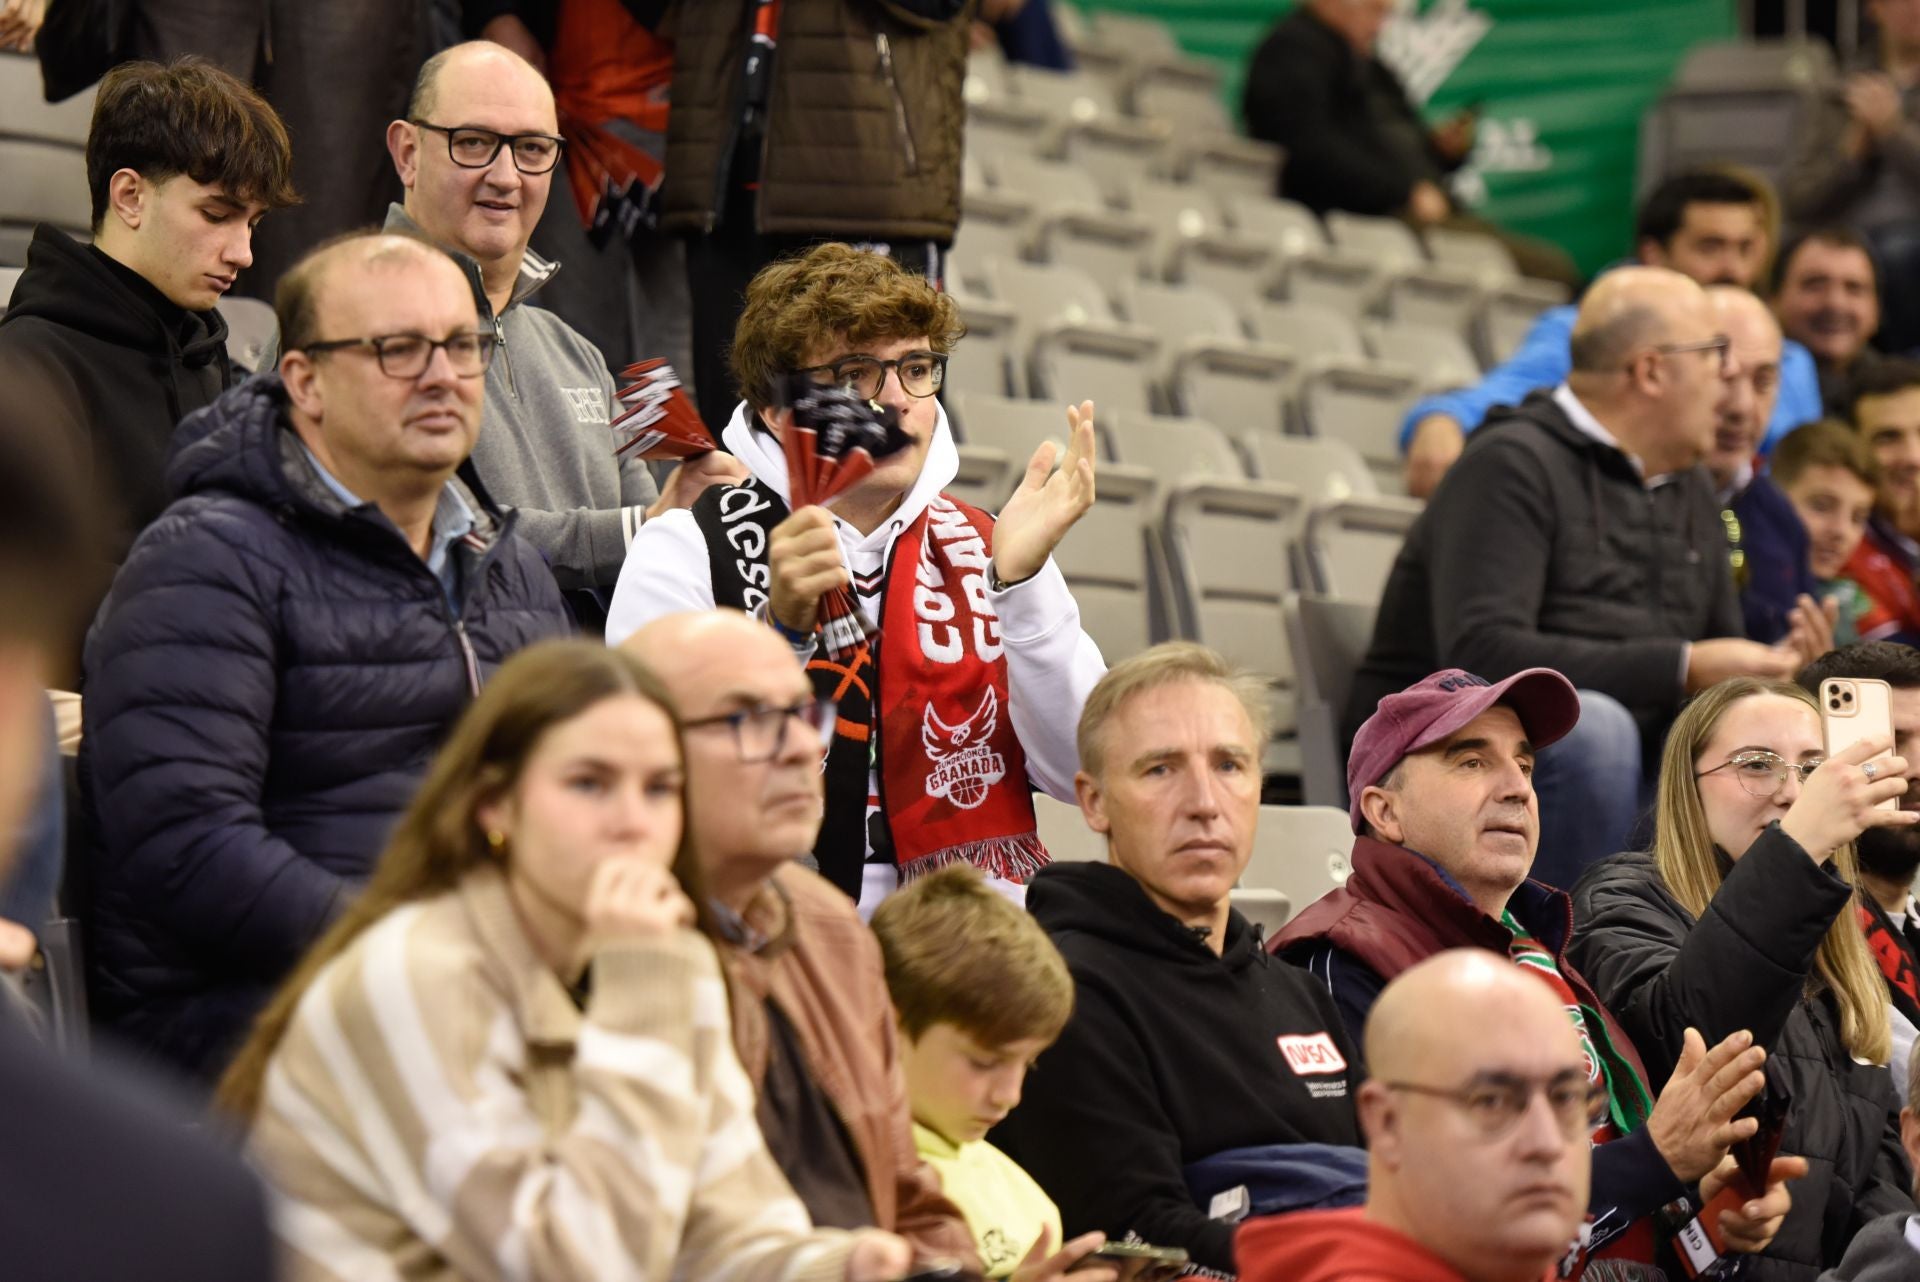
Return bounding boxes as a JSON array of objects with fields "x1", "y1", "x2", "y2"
[
  {"x1": 603, "y1": 508, "x2": 717, "y2": 645},
  {"x1": 992, "y1": 556, "x2": 1107, "y2": 800}
]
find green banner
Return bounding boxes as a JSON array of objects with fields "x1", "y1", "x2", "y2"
[{"x1": 1071, "y1": 0, "x2": 1738, "y2": 275}]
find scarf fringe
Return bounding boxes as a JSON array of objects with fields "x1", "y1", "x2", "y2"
[{"x1": 898, "y1": 832, "x2": 1051, "y2": 885}]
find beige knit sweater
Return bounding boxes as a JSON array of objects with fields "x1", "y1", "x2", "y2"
[{"x1": 247, "y1": 864, "x2": 862, "y2": 1282}]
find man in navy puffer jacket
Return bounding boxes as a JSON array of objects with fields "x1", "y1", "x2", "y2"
[{"x1": 80, "y1": 232, "x2": 570, "y2": 1086}]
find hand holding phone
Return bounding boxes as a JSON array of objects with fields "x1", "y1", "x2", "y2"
[{"x1": 1819, "y1": 678, "x2": 1898, "y2": 812}]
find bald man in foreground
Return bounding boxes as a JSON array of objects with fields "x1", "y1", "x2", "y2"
[
  {"x1": 384, "y1": 41, "x2": 741, "y2": 612},
  {"x1": 1346, "y1": 267, "x2": 1806, "y2": 887},
  {"x1": 1237, "y1": 951, "x2": 1799, "y2": 1282}
]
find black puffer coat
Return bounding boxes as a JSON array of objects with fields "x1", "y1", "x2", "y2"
[
  {"x1": 80, "y1": 376, "x2": 569, "y2": 1084},
  {"x1": 1570, "y1": 830, "x2": 1914, "y2": 1281}
]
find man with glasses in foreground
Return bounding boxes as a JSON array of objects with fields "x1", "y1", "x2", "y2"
[
  {"x1": 608, "y1": 242, "x2": 1106, "y2": 911},
  {"x1": 1279, "y1": 665, "x2": 1794, "y2": 1275},
  {"x1": 621, "y1": 609, "x2": 1019, "y2": 1273},
  {"x1": 1239, "y1": 950, "x2": 1796, "y2": 1282},
  {"x1": 383, "y1": 42, "x2": 743, "y2": 620},
  {"x1": 80, "y1": 231, "x2": 569, "y2": 1086},
  {"x1": 1350, "y1": 266, "x2": 1817, "y2": 890}
]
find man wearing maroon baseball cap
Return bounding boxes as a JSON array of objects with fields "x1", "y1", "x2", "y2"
[{"x1": 1275, "y1": 666, "x2": 1790, "y2": 1275}]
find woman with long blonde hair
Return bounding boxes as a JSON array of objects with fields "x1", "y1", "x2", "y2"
[
  {"x1": 217, "y1": 639, "x2": 912, "y2": 1282},
  {"x1": 1569, "y1": 677, "x2": 1916, "y2": 1280}
]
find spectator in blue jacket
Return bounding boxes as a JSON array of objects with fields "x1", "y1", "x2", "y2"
[
  {"x1": 81, "y1": 231, "x2": 570, "y2": 1086},
  {"x1": 1404, "y1": 171, "x2": 1825, "y2": 497}
]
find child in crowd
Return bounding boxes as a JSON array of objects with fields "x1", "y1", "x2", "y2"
[
  {"x1": 1772, "y1": 419, "x2": 1886, "y2": 645},
  {"x1": 871, "y1": 865, "x2": 1074, "y2": 1278}
]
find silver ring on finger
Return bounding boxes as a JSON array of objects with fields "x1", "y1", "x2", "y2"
[{"x1": 1865, "y1": 762, "x2": 1880, "y2": 782}]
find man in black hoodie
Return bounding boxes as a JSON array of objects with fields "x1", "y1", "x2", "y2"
[
  {"x1": 993, "y1": 643, "x2": 1364, "y2": 1277},
  {"x1": 1347, "y1": 266, "x2": 1815, "y2": 891},
  {"x1": 0, "y1": 57, "x2": 296, "y2": 560}
]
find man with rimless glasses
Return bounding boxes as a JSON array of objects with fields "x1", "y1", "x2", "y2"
[
  {"x1": 79, "y1": 231, "x2": 570, "y2": 1085},
  {"x1": 382, "y1": 42, "x2": 745, "y2": 620},
  {"x1": 607, "y1": 242, "x2": 1106, "y2": 913},
  {"x1": 1241, "y1": 951, "x2": 1792, "y2": 1282}
]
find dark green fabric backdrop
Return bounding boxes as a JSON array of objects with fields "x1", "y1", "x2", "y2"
[{"x1": 1072, "y1": 0, "x2": 1737, "y2": 273}]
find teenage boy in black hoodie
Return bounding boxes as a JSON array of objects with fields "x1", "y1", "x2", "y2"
[
  {"x1": 992, "y1": 643, "x2": 1364, "y2": 1277},
  {"x1": 0, "y1": 57, "x2": 296, "y2": 560}
]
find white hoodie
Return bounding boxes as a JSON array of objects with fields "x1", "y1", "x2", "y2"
[{"x1": 605, "y1": 400, "x2": 1107, "y2": 907}]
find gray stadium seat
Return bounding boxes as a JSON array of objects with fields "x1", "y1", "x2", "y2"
[
  {"x1": 1132, "y1": 61, "x2": 1233, "y2": 136},
  {"x1": 1224, "y1": 193, "x2": 1328, "y2": 257},
  {"x1": 948, "y1": 297, "x2": 1021, "y2": 400},
  {"x1": 1230, "y1": 887, "x2": 1294, "y2": 935},
  {"x1": 952, "y1": 393, "x2": 1083, "y2": 466},
  {"x1": 220, "y1": 297, "x2": 280, "y2": 373},
  {"x1": 0, "y1": 140, "x2": 90, "y2": 266},
  {"x1": 1007, "y1": 63, "x2": 1120, "y2": 121},
  {"x1": 1105, "y1": 412, "x2": 1245, "y2": 481},
  {"x1": 967, "y1": 99, "x2": 1053, "y2": 161},
  {"x1": 1473, "y1": 284, "x2": 1564, "y2": 368},
  {"x1": 1325, "y1": 211, "x2": 1427, "y2": 269},
  {"x1": 1425, "y1": 225, "x2": 1519, "y2": 284},
  {"x1": 0, "y1": 264, "x2": 21, "y2": 314},
  {"x1": 1049, "y1": 464, "x2": 1162, "y2": 661},
  {"x1": 1295, "y1": 363, "x2": 1425, "y2": 492},
  {"x1": 980, "y1": 256, "x2": 1114, "y2": 349},
  {"x1": 1062, "y1": 118, "x2": 1175, "y2": 209},
  {"x1": 1377, "y1": 267, "x2": 1485, "y2": 335},
  {"x1": 1639, "y1": 39, "x2": 1834, "y2": 194},
  {"x1": 1284, "y1": 593, "x2": 1379, "y2": 809},
  {"x1": 1087, "y1": 8, "x2": 1182, "y2": 57},
  {"x1": 1240, "y1": 436, "x2": 1378, "y2": 503},
  {"x1": 1244, "y1": 804, "x2": 1356, "y2": 914},
  {"x1": 1171, "y1": 135, "x2": 1286, "y2": 202},
  {"x1": 0, "y1": 54, "x2": 93, "y2": 146},
  {"x1": 1302, "y1": 496, "x2": 1423, "y2": 601},
  {"x1": 952, "y1": 199, "x2": 1038, "y2": 290},
  {"x1": 1160, "y1": 477, "x2": 1308, "y2": 731},
  {"x1": 1169, "y1": 342, "x2": 1302, "y2": 438},
  {"x1": 1673, "y1": 37, "x2": 1835, "y2": 91},
  {"x1": 1248, "y1": 300, "x2": 1366, "y2": 365},
  {"x1": 1275, "y1": 254, "x2": 1386, "y2": 322},
  {"x1": 1035, "y1": 791, "x2": 1105, "y2": 863},
  {"x1": 1364, "y1": 319, "x2": 1482, "y2": 389},
  {"x1": 948, "y1": 445, "x2": 1015, "y2": 514},
  {"x1": 1171, "y1": 236, "x2": 1280, "y2": 318},
  {"x1": 1124, "y1": 178, "x2": 1227, "y2": 279}
]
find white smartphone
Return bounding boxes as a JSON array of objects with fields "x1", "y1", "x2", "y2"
[{"x1": 1820, "y1": 677, "x2": 1898, "y2": 811}]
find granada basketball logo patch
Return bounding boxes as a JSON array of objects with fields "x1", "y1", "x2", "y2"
[
  {"x1": 922, "y1": 688, "x2": 1008, "y2": 810},
  {"x1": 1277, "y1": 1033, "x2": 1348, "y2": 1076}
]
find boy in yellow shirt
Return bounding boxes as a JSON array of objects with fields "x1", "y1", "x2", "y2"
[{"x1": 872, "y1": 866, "x2": 1076, "y2": 1278}]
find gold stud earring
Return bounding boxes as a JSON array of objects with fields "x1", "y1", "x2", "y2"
[{"x1": 485, "y1": 829, "x2": 507, "y2": 856}]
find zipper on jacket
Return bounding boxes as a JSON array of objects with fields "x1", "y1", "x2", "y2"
[
  {"x1": 493, "y1": 313, "x2": 518, "y2": 400},
  {"x1": 874, "y1": 34, "x2": 920, "y2": 175},
  {"x1": 452, "y1": 617, "x2": 482, "y2": 698}
]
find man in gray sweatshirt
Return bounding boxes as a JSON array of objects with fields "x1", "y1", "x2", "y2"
[{"x1": 383, "y1": 40, "x2": 743, "y2": 612}]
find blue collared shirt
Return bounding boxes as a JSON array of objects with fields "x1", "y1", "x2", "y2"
[{"x1": 298, "y1": 441, "x2": 476, "y2": 609}]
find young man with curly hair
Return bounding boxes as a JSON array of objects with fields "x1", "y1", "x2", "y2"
[{"x1": 607, "y1": 242, "x2": 1105, "y2": 911}]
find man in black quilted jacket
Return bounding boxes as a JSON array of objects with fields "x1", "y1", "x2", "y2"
[{"x1": 81, "y1": 230, "x2": 570, "y2": 1087}]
